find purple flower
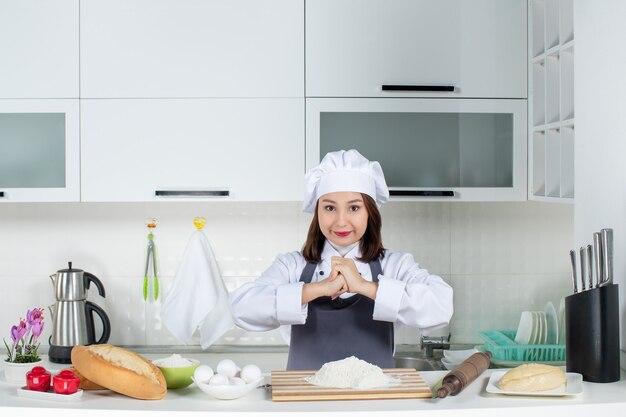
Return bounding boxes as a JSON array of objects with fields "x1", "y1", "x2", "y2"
[
  {"x1": 25, "y1": 308, "x2": 44, "y2": 342},
  {"x1": 11, "y1": 319, "x2": 28, "y2": 346},
  {"x1": 27, "y1": 308, "x2": 44, "y2": 326},
  {"x1": 5, "y1": 307, "x2": 45, "y2": 363},
  {"x1": 31, "y1": 320, "x2": 44, "y2": 344}
]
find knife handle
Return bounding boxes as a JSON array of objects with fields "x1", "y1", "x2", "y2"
[
  {"x1": 579, "y1": 247, "x2": 587, "y2": 291},
  {"x1": 586, "y1": 244, "x2": 594, "y2": 290},
  {"x1": 601, "y1": 228, "x2": 613, "y2": 286},
  {"x1": 593, "y1": 232, "x2": 603, "y2": 288},
  {"x1": 569, "y1": 249, "x2": 578, "y2": 293}
]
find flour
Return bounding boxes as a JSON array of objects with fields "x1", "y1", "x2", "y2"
[
  {"x1": 153, "y1": 354, "x2": 195, "y2": 368},
  {"x1": 305, "y1": 356, "x2": 394, "y2": 389}
]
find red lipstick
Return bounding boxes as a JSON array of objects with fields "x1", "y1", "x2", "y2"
[{"x1": 334, "y1": 231, "x2": 351, "y2": 237}]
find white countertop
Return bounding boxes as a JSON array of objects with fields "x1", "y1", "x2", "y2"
[{"x1": 2, "y1": 353, "x2": 626, "y2": 417}]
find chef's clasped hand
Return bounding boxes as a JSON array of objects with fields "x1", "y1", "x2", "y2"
[{"x1": 329, "y1": 256, "x2": 378, "y2": 300}]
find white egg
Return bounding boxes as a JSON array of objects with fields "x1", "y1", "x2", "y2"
[
  {"x1": 193, "y1": 365, "x2": 214, "y2": 383},
  {"x1": 216, "y1": 359, "x2": 238, "y2": 378},
  {"x1": 240, "y1": 364, "x2": 262, "y2": 384},
  {"x1": 208, "y1": 373, "x2": 230, "y2": 385},
  {"x1": 229, "y1": 377, "x2": 246, "y2": 386}
]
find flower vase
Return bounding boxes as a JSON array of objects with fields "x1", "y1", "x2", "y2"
[{"x1": 3, "y1": 359, "x2": 43, "y2": 384}]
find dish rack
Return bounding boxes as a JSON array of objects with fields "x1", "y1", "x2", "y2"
[{"x1": 479, "y1": 330, "x2": 566, "y2": 362}]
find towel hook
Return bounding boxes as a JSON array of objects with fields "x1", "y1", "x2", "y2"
[{"x1": 194, "y1": 217, "x2": 206, "y2": 231}]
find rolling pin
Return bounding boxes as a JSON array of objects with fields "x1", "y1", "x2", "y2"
[{"x1": 436, "y1": 351, "x2": 492, "y2": 398}]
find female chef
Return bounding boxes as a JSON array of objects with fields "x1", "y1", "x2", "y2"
[{"x1": 229, "y1": 149, "x2": 453, "y2": 370}]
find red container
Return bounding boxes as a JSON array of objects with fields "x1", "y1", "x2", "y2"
[
  {"x1": 53, "y1": 370, "x2": 80, "y2": 395},
  {"x1": 26, "y1": 366, "x2": 51, "y2": 392}
]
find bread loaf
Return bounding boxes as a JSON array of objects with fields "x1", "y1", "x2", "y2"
[
  {"x1": 63, "y1": 366, "x2": 107, "y2": 390},
  {"x1": 71, "y1": 344, "x2": 166, "y2": 400},
  {"x1": 499, "y1": 363, "x2": 567, "y2": 392}
]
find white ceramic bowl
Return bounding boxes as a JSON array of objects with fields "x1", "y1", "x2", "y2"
[
  {"x1": 443, "y1": 348, "x2": 479, "y2": 363},
  {"x1": 441, "y1": 357, "x2": 459, "y2": 370},
  {"x1": 193, "y1": 376, "x2": 264, "y2": 400}
]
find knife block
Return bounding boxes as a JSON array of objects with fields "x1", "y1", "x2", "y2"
[{"x1": 565, "y1": 284, "x2": 620, "y2": 382}]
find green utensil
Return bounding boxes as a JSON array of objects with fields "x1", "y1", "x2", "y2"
[
  {"x1": 152, "y1": 242, "x2": 159, "y2": 301},
  {"x1": 143, "y1": 219, "x2": 159, "y2": 301}
]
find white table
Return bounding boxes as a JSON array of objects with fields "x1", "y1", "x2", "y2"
[{"x1": 2, "y1": 353, "x2": 625, "y2": 417}]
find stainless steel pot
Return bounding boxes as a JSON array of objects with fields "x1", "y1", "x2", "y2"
[
  {"x1": 49, "y1": 300, "x2": 111, "y2": 347},
  {"x1": 50, "y1": 261, "x2": 106, "y2": 301},
  {"x1": 48, "y1": 262, "x2": 111, "y2": 364}
]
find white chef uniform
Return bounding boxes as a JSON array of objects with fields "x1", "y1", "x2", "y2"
[
  {"x1": 228, "y1": 241, "x2": 453, "y2": 344},
  {"x1": 229, "y1": 149, "x2": 453, "y2": 354}
]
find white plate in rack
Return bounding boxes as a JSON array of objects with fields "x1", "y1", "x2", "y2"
[
  {"x1": 514, "y1": 311, "x2": 534, "y2": 345},
  {"x1": 545, "y1": 301, "x2": 558, "y2": 344},
  {"x1": 486, "y1": 371, "x2": 583, "y2": 396},
  {"x1": 558, "y1": 298, "x2": 566, "y2": 345}
]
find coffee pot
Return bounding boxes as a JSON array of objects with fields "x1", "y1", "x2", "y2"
[{"x1": 48, "y1": 262, "x2": 111, "y2": 364}]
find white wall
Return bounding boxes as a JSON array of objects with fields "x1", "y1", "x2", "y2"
[
  {"x1": 574, "y1": 0, "x2": 626, "y2": 360},
  {"x1": 0, "y1": 201, "x2": 572, "y2": 347}
]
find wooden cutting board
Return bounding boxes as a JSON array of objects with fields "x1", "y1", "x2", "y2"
[{"x1": 271, "y1": 368, "x2": 432, "y2": 401}]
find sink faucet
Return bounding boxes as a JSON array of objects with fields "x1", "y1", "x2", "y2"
[{"x1": 420, "y1": 334, "x2": 451, "y2": 357}]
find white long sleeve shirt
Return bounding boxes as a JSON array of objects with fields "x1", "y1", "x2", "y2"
[{"x1": 229, "y1": 242, "x2": 453, "y2": 344}]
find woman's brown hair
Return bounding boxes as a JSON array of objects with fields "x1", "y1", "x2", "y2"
[{"x1": 302, "y1": 193, "x2": 385, "y2": 263}]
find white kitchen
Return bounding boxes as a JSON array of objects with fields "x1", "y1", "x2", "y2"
[{"x1": 1, "y1": 0, "x2": 625, "y2": 416}]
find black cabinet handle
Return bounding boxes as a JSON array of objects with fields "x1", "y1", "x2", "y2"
[
  {"x1": 0, "y1": 191, "x2": 4, "y2": 198},
  {"x1": 382, "y1": 85, "x2": 455, "y2": 92},
  {"x1": 155, "y1": 190, "x2": 229, "y2": 197},
  {"x1": 390, "y1": 190, "x2": 455, "y2": 197}
]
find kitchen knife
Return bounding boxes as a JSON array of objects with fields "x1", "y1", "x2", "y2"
[
  {"x1": 569, "y1": 249, "x2": 578, "y2": 293},
  {"x1": 600, "y1": 228, "x2": 613, "y2": 286},
  {"x1": 593, "y1": 232, "x2": 603, "y2": 288},
  {"x1": 579, "y1": 247, "x2": 587, "y2": 291},
  {"x1": 586, "y1": 244, "x2": 594, "y2": 289}
]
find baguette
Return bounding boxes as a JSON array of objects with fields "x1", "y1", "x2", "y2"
[
  {"x1": 71, "y1": 344, "x2": 166, "y2": 400},
  {"x1": 499, "y1": 363, "x2": 566, "y2": 392},
  {"x1": 63, "y1": 366, "x2": 107, "y2": 390}
]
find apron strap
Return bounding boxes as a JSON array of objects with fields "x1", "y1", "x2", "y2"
[
  {"x1": 299, "y1": 262, "x2": 318, "y2": 284},
  {"x1": 369, "y1": 259, "x2": 382, "y2": 283}
]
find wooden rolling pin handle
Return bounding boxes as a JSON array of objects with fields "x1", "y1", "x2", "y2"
[{"x1": 436, "y1": 351, "x2": 492, "y2": 398}]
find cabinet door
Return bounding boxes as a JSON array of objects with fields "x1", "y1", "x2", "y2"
[
  {"x1": 80, "y1": 0, "x2": 303, "y2": 98},
  {"x1": 306, "y1": 98, "x2": 527, "y2": 201},
  {"x1": 81, "y1": 99, "x2": 304, "y2": 202},
  {"x1": 0, "y1": 99, "x2": 80, "y2": 202},
  {"x1": 306, "y1": 0, "x2": 526, "y2": 98},
  {"x1": 0, "y1": 0, "x2": 79, "y2": 98}
]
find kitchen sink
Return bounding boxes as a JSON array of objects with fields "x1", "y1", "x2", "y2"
[{"x1": 393, "y1": 355, "x2": 444, "y2": 371}]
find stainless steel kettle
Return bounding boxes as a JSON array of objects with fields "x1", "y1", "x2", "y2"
[
  {"x1": 48, "y1": 262, "x2": 111, "y2": 364},
  {"x1": 50, "y1": 261, "x2": 106, "y2": 301}
]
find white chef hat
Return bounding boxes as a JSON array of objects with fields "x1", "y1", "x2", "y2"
[{"x1": 303, "y1": 149, "x2": 389, "y2": 213}]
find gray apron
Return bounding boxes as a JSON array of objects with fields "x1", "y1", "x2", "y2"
[{"x1": 286, "y1": 259, "x2": 394, "y2": 370}]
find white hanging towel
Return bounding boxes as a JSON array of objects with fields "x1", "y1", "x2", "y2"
[{"x1": 162, "y1": 230, "x2": 233, "y2": 348}]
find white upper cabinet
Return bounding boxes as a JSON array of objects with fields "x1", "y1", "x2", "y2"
[
  {"x1": 306, "y1": 98, "x2": 527, "y2": 201},
  {"x1": 0, "y1": 0, "x2": 79, "y2": 98},
  {"x1": 80, "y1": 0, "x2": 304, "y2": 98},
  {"x1": 306, "y1": 0, "x2": 527, "y2": 98},
  {"x1": 81, "y1": 99, "x2": 304, "y2": 202},
  {"x1": 0, "y1": 99, "x2": 80, "y2": 202}
]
